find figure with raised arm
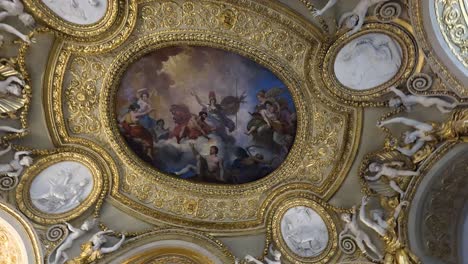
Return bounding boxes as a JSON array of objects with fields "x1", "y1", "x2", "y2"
[
  {"x1": 359, "y1": 196, "x2": 419, "y2": 264},
  {"x1": 378, "y1": 110, "x2": 468, "y2": 158},
  {"x1": 364, "y1": 162, "x2": 418, "y2": 198},
  {"x1": 0, "y1": 0, "x2": 35, "y2": 46},
  {"x1": 175, "y1": 143, "x2": 225, "y2": 183},
  {"x1": 339, "y1": 205, "x2": 383, "y2": 260},
  {"x1": 0, "y1": 144, "x2": 32, "y2": 177},
  {"x1": 66, "y1": 230, "x2": 125, "y2": 264},
  {"x1": 312, "y1": 0, "x2": 388, "y2": 36},
  {"x1": 378, "y1": 117, "x2": 436, "y2": 157},
  {"x1": 388, "y1": 86, "x2": 456, "y2": 113},
  {"x1": 244, "y1": 244, "x2": 282, "y2": 264},
  {"x1": 52, "y1": 219, "x2": 97, "y2": 264}
]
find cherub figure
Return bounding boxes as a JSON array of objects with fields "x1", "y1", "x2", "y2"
[
  {"x1": 0, "y1": 0, "x2": 35, "y2": 46},
  {"x1": 0, "y1": 144, "x2": 32, "y2": 177},
  {"x1": 66, "y1": 230, "x2": 125, "y2": 264},
  {"x1": 52, "y1": 219, "x2": 97, "y2": 264},
  {"x1": 359, "y1": 196, "x2": 419, "y2": 264},
  {"x1": 364, "y1": 161, "x2": 418, "y2": 198},
  {"x1": 244, "y1": 244, "x2": 281, "y2": 264},
  {"x1": 312, "y1": 0, "x2": 388, "y2": 36},
  {"x1": 378, "y1": 117, "x2": 436, "y2": 157},
  {"x1": 0, "y1": 75, "x2": 24, "y2": 97},
  {"x1": 340, "y1": 205, "x2": 383, "y2": 260},
  {"x1": 388, "y1": 86, "x2": 457, "y2": 113}
]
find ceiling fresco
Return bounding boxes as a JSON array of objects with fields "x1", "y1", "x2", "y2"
[{"x1": 0, "y1": 0, "x2": 466, "y2": 264}]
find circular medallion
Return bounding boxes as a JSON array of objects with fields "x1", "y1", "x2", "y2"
[
  {"x1": 271, "y1": 198, "x2": 339, "y2": 263},
  {"x1": 334, "y1": 33, "x2": 402, "y2": 90},
  {"x1": 29, "y1": 161, "x2": 94, "y2": 214},
  {"x1": 16, "y1": 151, "x2": 105, "y2": 224},
  {"x1": 321, "y1": 21, "x2": 421, "y2": 103},
  {"x1": 280, "y1": 206, "x2": 329, "y2": 257},
  {"x1": 115, "y1": 45, "x2": 297, "y2": 184}
]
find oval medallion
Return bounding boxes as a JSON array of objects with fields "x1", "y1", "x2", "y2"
[
  {"x1": 334, "y1": 33, "x2": 403, "y2": 90},
  {"x1": 29, "y1": 161, "x2": 94, "y2": 214},
  {"x1": 280, "y1": 206, "x2": 329, "y2": 257}
]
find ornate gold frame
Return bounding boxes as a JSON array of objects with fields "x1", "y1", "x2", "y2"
[
  {"x1": 268, "y1": 196, "x2": 340, "y2": 264},
  {"x1": 24, "y1": 0, "x2": 138, "y2": 54},
  {"x1": 104, "y1": 228, "x2": 235, "y2": 263},
  {"x1": 15, "y1": 150, "x2": 106, "y2": 225},
  {"x1": 42, "y1": 0, "x2": 361, "y2": 233},
  {"x1": 409, "y1": 0, "x2": 466, "y2": 97},
  {"x1": 320, "y1": 19, "x2": 420, "y2": 104},
  {"x1": 0, "y1": 202, "x2": 42, "y2": 264},
  {"x1": 23, "y1": 0, "x2": 117, "y2": 37}
]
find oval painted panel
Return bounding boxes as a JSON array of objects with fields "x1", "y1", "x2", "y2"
[
  {"x1": 280, "y1": 206, "x2": 329, "y2": 257},
  {"x1": 42, "y1": 0, "x2": 108, "y2": 25},
  {"x1": 29, "y1": 161, "x2": 94, "y2": 214},
  {"x1": 116, "y1": 46, "x2": 297, "y2": 184},
  {"x1": 334, "y1": 33, "x2": 403, "y2": 90}
]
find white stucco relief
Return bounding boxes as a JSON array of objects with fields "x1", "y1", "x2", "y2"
[
  {"x1": 334, "y1": 33, "x2": 402, "y2": 90},
  {"x1": 42, "y1": 0, "x2": 107, "y2": 25}
]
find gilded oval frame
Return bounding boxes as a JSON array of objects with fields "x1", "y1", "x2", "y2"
[
  {"x1": 101, "y1": 36, "x2": 307, "y2": 196},
  {"x1": 321, "y1": 20, "x2": 419, "y2": 104},
  {"x1": 269, "y1": 197, "x2": 339, "y2": 264},
  {"x1": 15, "y1": 151, "x2": 105, "y2": 225},
  {"x1": 43, "y1": 0, "x2": 361, "y2": 232},
  {"x1": 104, "y1": 229, "x2": 235, "y2": 264}
]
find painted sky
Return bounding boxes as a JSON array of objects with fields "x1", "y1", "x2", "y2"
[{"x1": 116, "y1": 46, "x2": 295, "y2": 148}]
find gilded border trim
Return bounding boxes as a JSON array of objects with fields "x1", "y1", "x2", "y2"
[
  {"x1": 24, "y1": 0, "x2": 118, "y2": 37},
  {"x1": 409, "y1": 0, "x2": 465, "y2": 97},
  {"x1": 0, "y1": 202, "x2": 42, "y2": 264}
]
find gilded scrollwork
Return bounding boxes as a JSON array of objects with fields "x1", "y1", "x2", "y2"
[
  {"x1": 65, "y1": 56, "x2": 104, "y2": 134},
  {"x1": 409, "y1": 0, "x2": 466, "y2": 98},
  {"x1": 435, "y1": 0, "x2": 468, "y2": 68},
  {"x1": 42, "y1": 0, "x2": 360, "y2": 233}
]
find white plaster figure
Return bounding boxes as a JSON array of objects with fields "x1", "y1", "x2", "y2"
[
  {"x1": 88, "y1": 0, "x2": 99, "y2": 7},
  {"x1": 388, "y1": 86, "x2": 457, "y2": 113},
  {"x1": 364, "y1": 161, "x2": 419, "y2": 198},
  {"x1": 45, "y1": 0, "x2": 107, "y2": 25},
  {"x1": 244, "y1": 244, "x2": 281, "y2": 264},
  {"x1": 312, "y1": 0, "x2": 388, "y2": 36},
  {"x1": 32, "y1": 168, "x2": 91, "y2": 214},
  {"x1": 377, "y1": 117, "x2": 435, "y2": 157},
  {"x1": 47, "y1": 0, "x2": 87, "y2": 21},
  {"x1": 0, "y1": 75, "x2": 24, "y2": 97},
  {"x1": 281, "y1": 206, "x2": 328, "y2": 257},
  {"x1": 52, "y1": 219, "x2": 97, "y2": 264},
  {"x1": 340, "y1": 205, "x2": 383, "y2": 260},
  {"x1": 360, "y1": 196, "x2": 407, "y2": 236},
  {"x1": 0, "y1": 0, "x2": 35, "y2": 46},
  {"x1": 66, "y1": 230, "x2": 125, "y2": 263},
  {"x1": 0, "y1": 144, "x2": 32, "y2": 177},
  {"x1": 0, "y1": 125, "x2": 25, "y2": 134}
]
